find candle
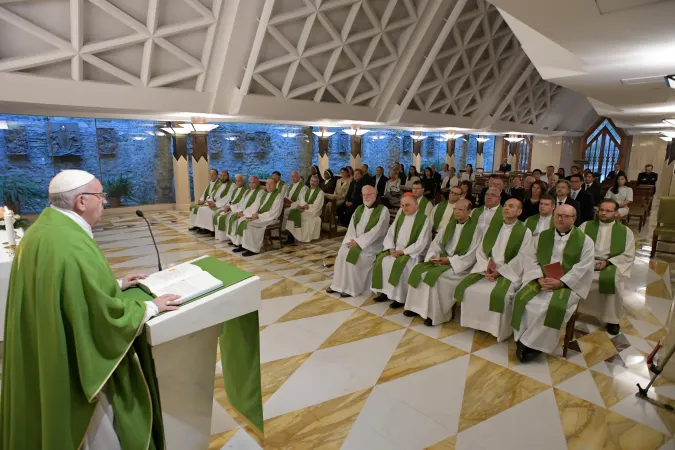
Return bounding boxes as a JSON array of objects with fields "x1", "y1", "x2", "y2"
[{"x1": 4, "y1": 209, "x2": 15, "y2": 246}]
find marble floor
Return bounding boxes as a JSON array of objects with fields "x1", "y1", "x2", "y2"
[{"x1": 92, "y1": 203, "x2": 675, "y2": 450}]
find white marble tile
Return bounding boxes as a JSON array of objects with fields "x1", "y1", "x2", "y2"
[
  {"x1": 472, "y1": 341, "x2": 509, "y2": 368},
  {"x1": 625, "y1": 334, "x2": 657, "y2": 355},
  {"x1": 259, "y1": 309, "x2": 355, "y2": 363},
  {"x1": 337, "y1": 293, "x2": 371, "y2": 308},
  {"x1": 659, "y1": 440, "x2": 675, "y2": 450},
  {"x1": 304, "y1": 280, "x2": 333, "y2": 291},
  {"x1": 258, "y1": 292, "x2": 315, "y2": 326},
  {"x1": 629, "y1": 318, "x2": 664, "y2": 339},
  {"x1": 555, "y1": 370, "x2": 605, "y2": 407},
  {"x1": 439, "y1": 330, "x2": 475, "y2": 353},
  {"x1": 262, "y1": 329, "x2": 405, "y2": 419},
  {"x1": 611, "y1": 394, "x2": 671, "y2": 435},
  {"x1": 510, "y1": 354, "x2": 552, "y2": 385},
  {"x1": 211, "y1": 400, "x2": 239, "y2": 435},
  {"x1": 361, "y1": 302, "x2": 393, "y2": 317},
  {"x1": 341, "y1": 419, "x2": 408, "y2": 450},
  {"x1": 221, "y1": 429, "x2": 262, "y2": 450},
  {"x1": 456, "y1": 389, "x2": 567, "y2": 450},
  {"x1": 383, "y1": 312, "x2": 415, "y2": 327},
  {"x1": 645, "y1": 295, "x2": 674, "y2": 326},
  {"x1": 410, "y1": 323, "x2": 442, "y2": 339}
]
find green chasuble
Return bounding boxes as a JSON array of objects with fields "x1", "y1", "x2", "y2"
[
  {"x1": 214, "y1": 186, "x2": 247, "y2": 229},
  {"x1": 236, "y1": 189, "x2": 281, "y2": 236},
  {"x1": 583, "y1": 220, "x2": 627, "y2": 294},
  {"x1": 372, "y1": 208, "x2": 427, "y2": 289},
  {"x1": 287, "y1": 187, "x2": 321, "y2": 228},
  {"x1": 432, "y1": 201, "x2": 448, "y2": 231},
  {"x1": 218, "y1": 180, "x2": 233, "y2": 200},
  {"x1": 418, "y1": 196, "x2": 430, "y2": 215},
  {"x1": 473, "y1": 204, "x2": 503, "y2": 228},
  {"x1": 524, "y1": 214, "x2": 554, "y2": 233},
  {"x1": 191, "y1": 180, "x2": 221, "y2": 214},
  {"x1": 345, "y1": 204, "x2": 386, "y2": 264},
  {"x1": 408, "y1": 215, "x2": 479, "y2": 288},
  {"x1": 287, "y1": 182, "x2": 304, "y2": 202},
  {"x1": 1, "y1": 207, "x2": 164, "y2": 450},
  {"x1": 454, "y1": 221, "x2": 528, "y2": 313},
  {"x1": 511, "y1": 227, "x2": 585, "y2": 331}
]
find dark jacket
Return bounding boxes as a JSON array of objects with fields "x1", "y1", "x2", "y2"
[
  {"x1": 571, "y1": 189, "x2": 595, "y2": 224},
  {"x1": 346, "y1": 178, "x2": 366, "y2": 206},
  {"x1": 361, "y1": 173, "x2": 375, "y2": 187},
  {"x1": 606, "y1": 170, "x2": 626, "y2": 181},
  {"x1": 499, "y1": 163, "x2": 512, "y2": 172},
  {"x1": 520, "y1": 198, "x2": 540, "y2": 220},
  {"x1": 554, "y1": 196, "x2": 582, "y2": 226},
  {"x1": 509, "y1": 187, "x2": 525, "y2": 202},
  {"x1": 478, "y1": 188, "x2": 511, "y2": 206},
  {"x1": 638, "y1": 172, "x2": 658, "y2": 186},
  {"x1": 374, "y1": 175, "x2": 388, "y2": 197},
  {"x1": 582, "y1": 182, "x2": 602, "y2": 206}
]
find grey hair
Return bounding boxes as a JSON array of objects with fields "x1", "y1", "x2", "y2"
[
  {"x1": 235, "y1": 173, "x2": 245, "y2": 181},
  {"x1": 310, "y1": 174, "x2": 320, "y2": 181},
  {"x1": 556, "y1": 179, "x2": 571, "y2": 188},
  {"x1": 49, "y1": 184, "x2": 89, "y2": 210}
]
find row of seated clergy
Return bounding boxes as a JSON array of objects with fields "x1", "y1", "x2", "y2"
[
  {"x1": 283, "y1": 173, "x2": 325, "y2": 244},
  {"x1": 329, "y1": 192, "x2": 635, "y2": 364}
]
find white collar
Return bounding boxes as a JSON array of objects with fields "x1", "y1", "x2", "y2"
[
  {"x1": 540, "y1": 215, "x2": 552, "y2": 221},
  {"x1": 599, "y1": 221, "x2": 613, "y2": 228},
  {"x1": 503, "y1": 221, "x2": 516, "y2": 229},
  {"x1": 486, "y1": 205, "x2": 499, "y2": 211},
  {"x1": 557, "y1": 197, "x2": 567, "y2": 203},
  {"x1": 50, "y1": 205, "x2": 93, "y2": 239}
]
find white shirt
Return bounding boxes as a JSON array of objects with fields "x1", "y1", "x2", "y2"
[
  {"x1": 476, "y1": 204, "x2": 499, "y2": 231},
  {"x1": 556, "y1": 197, "x2": 567, "y2": 207},
  {"x1": 534, "y1": 215, "x2": 553, "y2": 236},
  {"x1": 540, "y1": 174, "x2": 549, "y2": 184}
]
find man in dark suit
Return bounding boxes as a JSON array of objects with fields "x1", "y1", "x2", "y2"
[
  {"x1": 360, "y1": 164, "x2": 375, "y2": 187},
  {"x1": 568, "y1": 174, "x2": 595, "y2": 224},
  {"x1": 478, "y1": 175, "x2": 510, "y2": 206},
  {"x1": 638, "y1": 164, "x2": 658, "y2": 186},
  {"x1": 337, "y1": 169, "x2": 366, "y2": 227},
  {"x1": 605, "y1": 163, "x2": 626, "y2": 181},
  {"x1": 374, "y1": 166, "x2": 388, "y2": 197},
  {"x1": 565, "y1": 165, "x2": 581, "y2": 181},
  {"x1": 430, "y1": 165, "x2": 442, "y2": 190},
  {"x1": 498, "y1": 159, "x2": 512, "y2": 172},
  {"x1": 554, "y1": 179, "x2": 581, "y2": 226},
  {"x1": 582, "y1": 171, "x2": 602, "y2": 206}
]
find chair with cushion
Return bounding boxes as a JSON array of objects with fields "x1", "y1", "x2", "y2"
[{"x1": 650, "y1": 196, "x2": 675, "y2": 259}]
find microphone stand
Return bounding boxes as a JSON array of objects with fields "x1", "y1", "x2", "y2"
[{"x1": 136, "y1": 210, "x2": 162, "y2": 271}]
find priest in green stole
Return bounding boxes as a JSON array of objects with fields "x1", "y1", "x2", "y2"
[
  {"x1": 214, "y1": 174, "x2": 248, "y2": 242},
  {"x1": 222, "y1": 176, "x2": 263, "y2": 244},
  {"x1": 285, "y1": 174, "x2": 325, "y2": 243},
  {"x1": 232, "y1": 178, "x2": 284, "y2": 256},
  {"x1": 190, "y1": 170, "x2": 233, "y2": 234},
  {"x1": 579, "y1": 199, "x2": 634, "y2": 335},
  {"x1": 429, "y1": 186, "x2": 462, "y2": 235},
  {"x1": 456, "y1": 199, "x2": 532, "y2": 341},
  {"x1": 396, "y1": 180, "x2": 433, "y2": 218},
  {"x1": 512, "y1": 204, "x2": 595, "y2": 363},
  {"x1": 473, "y1": 187, "x2": 503, "y2": 232},
  {"x1": 189, "y1": 168, "x2": 220, "y2": 231},
  {"x1": 403, "y1": 199, "x2": 481, "y2": 326},
  {"x1": 523, "y1": 195, "x2": 555, "y2": 236},
  {"x1": 1, "y1": 170, "x2": 181, "y2": 450},
  {"x1": 372, "y1": 193, "x2": 432, "y2": 308},
  {"x1": 327, "y1": 186, "x2": 390, "y2": 298}
]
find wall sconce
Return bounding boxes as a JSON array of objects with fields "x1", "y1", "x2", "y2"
[
  {"x1": 161, "y1": 126, "x2": 191, "y2": 135},
  {"x1": 441, "y1": 132, "x2": 464, "y2": 140},
  {"x1": 179, "y1": 123, "x2": 219, "y2": 132},
  {"x1": 342, "y1": 128, "x2": 370, "y2": 136},
  {"x1": 410, "y1": 135, "x2": 428, "y2": 141},
  {"x1": 313, "y1": 130, "x2": 336, "y2": 138},
  {"x1": 504, "y1": 134, "x2": 524, "y2": 143},
  {"x1": 476, "y1": 137, "x2": 490, "y2": 143}
]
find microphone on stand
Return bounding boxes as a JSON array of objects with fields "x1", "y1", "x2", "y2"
[{"x1": 136, "y1": 210, "x2": 162, "y2": 271}]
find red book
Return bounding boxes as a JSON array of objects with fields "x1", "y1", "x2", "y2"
[{"x1": 543, "y1": 262, "x2": 564, "y2": 280}]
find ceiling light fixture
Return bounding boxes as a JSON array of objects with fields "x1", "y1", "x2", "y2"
[
  {"x1": 0, "y1": 120, "x2": 8, "y2": 130},
  {"x1": 342, "y1": 128, "x2": 370, "y2": 136},
  {"x1": 145, "y1": 130, "x2": 166, "y2": 136},
  {"x1": 662, "y1": 131, "x2": 675, "y2": 138},
  {"x1": 132, "y1": 136, "x2": 147, "y2": 141},
  {"x1": 161, "y1": 127, "x2": 191, "y2": 135},
  {"x1": 313, "y1": 130, "x2": 336, "y2": 138},
  {"x1": 224, "y1": 136, "x2": 238, "y2": 141},
  {"x1": 659, "y1": 136, "x2": 672, "y2": 142},
  {"x1": 179, "y1": 123, "x2": 219, "y2": 132},
  {"x1": 666, "y1": 75, "x2": 675, "y2": 89}
]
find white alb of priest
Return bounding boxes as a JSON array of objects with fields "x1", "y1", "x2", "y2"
[
  {"x1": 224, "y1": 177, "x2": 264, "y2": 243},
  {"x1": 192, "y1": 171, "x2": 232, "y2": 231},
  {"x1": 285, "y1": 174, "x2": 324, "y2": 242},
  {"x1": 233, "y1": 178, "x2": 283, "y2": 254}
]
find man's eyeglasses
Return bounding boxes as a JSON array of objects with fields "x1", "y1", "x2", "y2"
[
  {"x1": 554, "y1": 213, "x2": 575, "y2": 220},
  {"x1": 81, "y1": 192, "x2": 108, "y2": 200}
]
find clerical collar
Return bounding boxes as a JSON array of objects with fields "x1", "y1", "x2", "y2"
[
  {"x1": 51, "y1": 205, "x2": 93, "y2": 239},
  {"x1": 557, "y1": 197, "x2": 567, "y2": 204},
  {"x1": 599, "y1": 220, "x2": 613, "y2": 227},
  {"x1": 503, "y1": 220, "x2": 516, "y2": 228},
  {"x1": 486, "y1": 205, "x2": 498, "y2": 211},
  {"x1": 556, "y1": 229, "x2": 571, "y2": 237}
]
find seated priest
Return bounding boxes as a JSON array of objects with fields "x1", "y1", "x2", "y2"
[
  {"x1": 214, "y1": 174, "x2": 249, "y2": 242},
  {"x1": 282, "y1": 171, "x2": 308, "y2": 228},
  {"x1": 523, "y1": 194, "x2": 555, "y2": 236},
  {"x1": 429, "y1": 186, "x2": 462, "y2": 235},
  {"x1": 579, "y1": 199, "x2": 635, "y2": 335},
  {"x1": 1, "y1": 170, "x2": 180, "y2": 449},
  {"x1": 472, "y1": 187, "x2": 503, "y2": 232},
  {"x1": 189, "y1": 168, "x2": 220, "y2": 231},
  {"x1": 189, "y1": 170, "x2": 233, "y2": 235},
  {"x1": 272, "y1": 170, "x2": 289, "y2": 197},
  {"x1": 455, "y1": 199, "x2": 532, "y2": 341},
  {"x1": 285, "y1": 174, "x2": 325, "y2": 244},
  {"x1": 216, "y1": 176, "x2": 263, "y2": 243},
  {"x1": 403, "y1": 199, "x2": 481, "y2": 326},
  {"x1": 372, "y1": 193, "x2": 432, "y2": 308},
  {"x1": 512, "y1": 204, "x2": 594, "y2": 363},
  {"x1": 232, "y1": 177, "x2": 284, "y2": 256},
  {"x1": 327, "y1": 185, "x2": 390, "y2": 297}
]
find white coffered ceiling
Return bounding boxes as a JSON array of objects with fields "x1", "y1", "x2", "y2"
[{"x1": 3, "y1": 0, "x2": 667, "y2": 135}]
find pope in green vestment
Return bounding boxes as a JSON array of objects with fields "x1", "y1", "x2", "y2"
[{"x1": 1, "y1": 170, "x2": 180, "y2": 450}]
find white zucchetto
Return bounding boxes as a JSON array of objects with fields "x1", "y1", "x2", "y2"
[{"x1": 48, "y1": 170, "x2": 96, "y2": 194}]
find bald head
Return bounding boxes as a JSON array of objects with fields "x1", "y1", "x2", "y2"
[
  {"x1": 401, "y1": 194, "x2": 418, "y2": 216},
  {"x1": 484, "y1": 187, "x2": 501, "y2": 208},
  {"x1": 553, "y1": 204, "x2": 576, "y2": 233},
  {"x1": 502, "y1": 198, "x2": 522, "y2": 222}
]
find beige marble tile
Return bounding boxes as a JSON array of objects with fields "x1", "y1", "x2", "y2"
[
  {"x1": 458, "y1": 355, "x2": 548, "y2": 432},
  {"x1": 276, "y1": 292, "x2": 355, "y2": 323},
  {"x1": 577, "y1": 330, "x2": 618, "y2": 367},
  {"x1": 319, "y1": 309, "x2": 403, "y2": 350},
  {"x1": 645, "y1": 328, "x2": 667, "y2": 343},
  {"x1": 425, "y1": 435, "x2": 456, "y2": 450},
  {"x1": 208, "y1": 428, "x2": 239, "y2": 449},
  {"x1": 377, "y1": 329, "x2": 466, "y2": 384},
  {"x1": 646, "y1": 280, "x2": 671, "y2": 299},
  {"x1": 261, "y1": 279, "x2": 313, "y2": 300},
  {"x1": 555, "y1": 389, "x2": 668, "y2": 450},
  {"x1": 590, "y1": 370, "x2": 635, "y2": 408},
  {"x1": 649, "y1": 260, "x2": 669, "y2": 277},
  {"x1": 471, "y1": 330, "x2": 498, "y2": 353},
  {"x1": 547, "y1": 355, "x2": 586, "y2": 386},
  {"x1": 261, "y1": 353, "x2": 312, "y2": 402},
  {"x1": 620, "y1": 318, "x2": 643, "y2": 338},
  {"x1": 437, "y1": 319, "x2": 468, "y2": 339}
]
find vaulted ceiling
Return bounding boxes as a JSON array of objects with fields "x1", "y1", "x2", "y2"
[{"x1": 8, "y1": 0, "x2": 663, "y2": 135}]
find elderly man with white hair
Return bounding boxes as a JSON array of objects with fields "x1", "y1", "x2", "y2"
[
  {"x1": 472, "y1": 187, "x2": 503, "y2": 233},
  {"x1": 1, "y1": 170, "x2": 179, "y2": 449},
  {"x1": 285, "y1": 174, "x2": 324, "y2": 244},
  {"x1": 328, "y1": 185, "x2": 389, "y2": 297},
  {"x1": 282, "y1": 170, "x2": 307, "y2": 228},
  {"x1": 232, "y1": 177, "x2": 284, "y2": 256},
  {"x1": 189, "y1": 170, "x2": 234, "y2": 235}
]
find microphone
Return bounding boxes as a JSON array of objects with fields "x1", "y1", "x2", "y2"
[{"x1": 136, "y1": 210, "x2": 162, "y2": 271}]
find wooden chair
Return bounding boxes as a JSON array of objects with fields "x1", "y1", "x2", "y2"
[
  {"x1": 562, "y1": 304, "x2": 582, "y2": 358},
  {"x1": 320, "y1": 198, "x2": 339, "y2": 238},
  {"x1": 651, "y1": 196, "x2": 675, "y2": 259},
  {"x1": 263, "y1": 203, "x2": 286, "y2": 251}
]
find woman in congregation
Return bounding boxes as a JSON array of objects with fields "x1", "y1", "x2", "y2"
[
  {"x1": 461, "y1": 163, "x2": 476, "y2": 182},
  {"x1": 441, "y1": 163, "x2": 450, "y2": 180},
  {"x1": 557, "y1": 167, "x2": 566, "y2": 179},
  {"x1": 404, "y1": 166, "x2": 421, "y2": 190},
  {"x1": 440, "y1": 166, "x2": 459, "y2": 193},
  {"x1": 322, "y1": 169, "x2": 337, "y2": 194},
  {"x1": 331, "y1": 167, "x2": 352, "y2": 207},
  {"x1": 399, "y1": 163, "x2": 407, "y2": 184},
  {"x1": 605, "y1": 173, "x2": 633, "y2": 218},
  {"x1": 382, "y1": 168, "x2": 403, "y2": 208},
  {"x1": 459, "y1": 180, "x2": 476, "y2": 207},
  {"x1": 520, "y1": 180, "x2": 546, "y2": 219},
  {"x1": 422, "y1": 167, "x2": 436, "y2": 200}
]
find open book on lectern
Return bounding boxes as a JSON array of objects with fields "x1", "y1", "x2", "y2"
[{"x1": 139, "y1": 262, "x2": 223, "y2": 304}]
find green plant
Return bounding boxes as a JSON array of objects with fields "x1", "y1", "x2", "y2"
[
  {"x1": 0, "y1": 177, "x2": 48, "y2": 214},
  {"x1": 103, "y1": 175, "x2": 136, "y2": 202}
]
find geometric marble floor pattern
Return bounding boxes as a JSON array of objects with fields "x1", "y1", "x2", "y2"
[{"x1": 96, "y1": 210, "x2": 675, "y2": 450}]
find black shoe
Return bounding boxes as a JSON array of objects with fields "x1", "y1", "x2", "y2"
[
  {"x1": 521, "y1": 344, "x2": 541, "y2": 363},
  {"x1": 340, "y1": 292, "x2": 352, "y2": 298},
  {"x1": 228, "y1": 241, "x2": 238, "y2": 246},
  {"x1": 374, "y1": 293, "x2": 390, "y2": 303},
  {"x1": 326, "y1": 288, "x2": 338, "y2": 294},
  {"x1": 232, "y1": 246, "x2": 245, "y2": 253},
  {"x1": 198, "y1": 229, "x2": 210, "y2": 235},
  {"x1": 606, "y1": 323, "x2": 620, "y2": 335},
  {"x1": 188, "y1": 227, "x2": 199, "y2": 231},
  {"x1": 390, "y1": 301, "x2": 404, "y2": 309},
  {"x1": 516, "y1": 342, "x2": 527, "y2": 363},
  {"x1": 403, "y1": 310, "x2": 418, "y2": 317},
  {"x1": 242, "y1": 250, "x2": 258, "y2": 257},
  {"x1": 284, "y1": 235, "x2": 296, "y2": 245},
  {"x1": 210, "y1": 232, "x2": 215, "y2": 237},
  {"x1": 423, "y1": 318, "x2": 433, "y2": 327}
]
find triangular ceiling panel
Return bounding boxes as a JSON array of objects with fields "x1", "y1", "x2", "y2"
[
  {"x1": 83, "y1": 1, "x2": 141, "y2": 45},
  {"x1": 0, "y1": 20, "x2": 57, "y2": 60},
  {"x1": 163, "y1": 29, "x2": 208, "y2": 61},
  {"x1": 4, "y1": 1, "x2": 71, "y2": 42},
  {"x1": 107, "y1": 0, "x2": 150, "y2": 25},
  {"x1": 156, "y1": 0, "x2": 204, "y2": 28},
  {"x1": 150, "y1": 43, "x2": 192, "y2": 79},
  {"x1": 96, "y1": 43, "x2": 145, "y2": 79},
  {"x1": 18, "y1": 59, "x2": 73, "y2": 79}
]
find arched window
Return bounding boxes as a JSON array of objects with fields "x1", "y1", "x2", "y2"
[{"x1": 582, "y1": 118, "x2": 626, "y2": 181}]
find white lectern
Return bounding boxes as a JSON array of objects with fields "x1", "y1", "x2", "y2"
[{"x1": 145, "y1": 260, "x2": 261, "y2": 450}]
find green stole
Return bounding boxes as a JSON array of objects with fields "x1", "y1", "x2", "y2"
[
  {"x1": 218, "y1": 180, "x2": 233, "y2": 199},
  {"x1": 473, "y1": 205, "x2": 503, "y2": 228},
  {"x1": 345, "y1": 204, "x2": 386, "y2": 264},
  {"x1": 220, "y1": 187, "x2": 260, "y2": 235},
  {"x1": 583, "y1": 220, "x2": 627, "y2": 294},
  {"x1": 276, "y1": 180, "x2": 286, "y2": 193},
  {"x1": 236, "y1": 189, "x2": 281, "y2": 236},
  {"x1": 215, "y1": 187, "x2": 246, "y2": 229},
  {"x1": 432, "y1": 201, "x2": 449, "y2": 230},
  {"x1": 511, "y1": 227, "x2": 586, "y2": 331},
  {"x1": 408, "y1": 215, "x2": 479, "y2": 288},
  {"x1": 418, "y1": 196, "x2": 430, "y2": 215},
  {"x1": 372, "y1": 208, "x2": 427, "y2": 289},
  {"x1": 191, "y1": 179, "x2": 221, "y2": 214},
  {"x1": 454, "y1": 221, "x2": 528, "y2": 313},
  {"x1": 287, "y1": 182, "x2": 304, "y2": 202},
  {"x1": 287, "y1": 187, "x2": 321, "y2": 228},
  {"x1": 524, "y1": 214, "x2": 553, "y2": 233}
]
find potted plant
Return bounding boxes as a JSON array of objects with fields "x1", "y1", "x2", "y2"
[
  {"x1": 103, "y1": 175, "x2": 135, "y2": 207},
  {"x1": 0, "y1": 177, "x2": 47, "y2": 214}
]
